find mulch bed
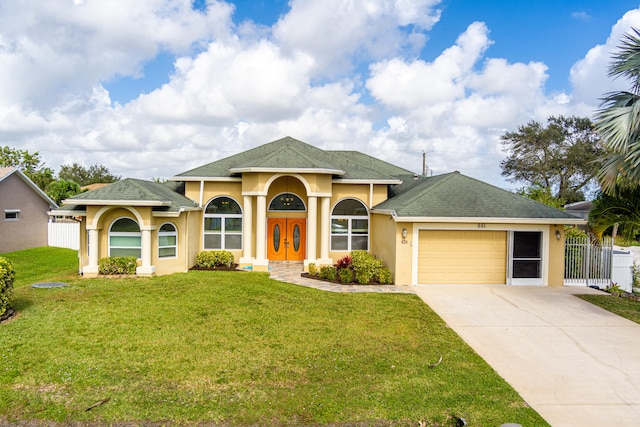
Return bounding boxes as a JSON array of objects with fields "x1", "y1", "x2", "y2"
[
  {"x1": 189, "y1": 264, "x2": 240, "y2": 271},
  {"x1": 0, "y1": 308, "x2": 15, "y2": 324},
  {"x1": 301, "y1": 272, "x2": 392, "y2": 286}
]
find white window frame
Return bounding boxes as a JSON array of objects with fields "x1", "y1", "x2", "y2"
[
  {"x1": 108, "y1": 217, "x2": 142, "y2": 258},
  {"x1": 4, "y1": 209, "x2": 20, "y2": 221},
  {"x1": 330, "y1": 198, "x2": 369, "y2": 251},
  {"x1": 203, "y1": 196, "x2": 243, "y2": 250},
  {"x1": 158, "y1": 222, "x2": 178, "y2": 259}
]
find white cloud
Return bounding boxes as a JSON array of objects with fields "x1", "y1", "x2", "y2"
[
  {"x1": 1, "y1": 1, "x2": 639, "y2": 190},
  {"x1": 570, "y1": 8, "x2": 640, "y2": 106},
  {"x1": 273, "y1": 0, "x2": 442, "y2": 76}
]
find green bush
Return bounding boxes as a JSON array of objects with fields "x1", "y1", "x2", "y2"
[
  {"x1": 338, "y1": 268, "x2": 353, "y2": 283},
  {"x1": 319, "y1": 265, "x2": 337, "y2": 281},
  {"x1": 0, "y1": 257, "x2": 15, "y2": 317},
  {"x1": 195, "y1": 250, "x2": 234, "y2": 268},
  {"x1": 308, "y1": 263, "x2": 318, "y2": 277},
  {"x1": 377, "y1": 268, "x2": 393, "y2": 285},
  {"x1": 351, "y1": 250, "x2": 383, "y2": 283},
  {"x1": 98, "y1": 257, "x2": 137, "y2": 275}
]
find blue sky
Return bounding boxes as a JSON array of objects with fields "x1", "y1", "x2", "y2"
[
  {"x1": 105, "y1": 0, "x2": 640, "y2": 104},
  {"x1": 2, "y1": 0, "x2": 640, "y2": 188}
]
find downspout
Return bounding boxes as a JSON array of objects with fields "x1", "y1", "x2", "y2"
[{"x1": 369, "y1": 183, "x2": 373, "y2": 209}]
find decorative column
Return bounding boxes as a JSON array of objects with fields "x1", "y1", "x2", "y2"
[
  {"x1": 239, "y1": 195, "x2": 254, "y2": 266},
  {"x1": 137, "y1": 226, "x2": 156, "y2": 276},
  {"x1": 83, "y1": 227, "x2": 100, "y2": 277},
  {"x1": 317, "y1": 196, "x2": 333, "y2": 266},
  {"x1": 253, "y1": 194, "x2": 269, "y2": 271},
  {"x1": 305, "y1": 196, "x2": 317, "y2": 268}
]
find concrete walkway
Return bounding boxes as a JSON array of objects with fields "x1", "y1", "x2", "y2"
[{"x1": 413, "y1": 285, "x2": 640, "y2": 427}]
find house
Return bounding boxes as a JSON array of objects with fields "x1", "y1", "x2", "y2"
[
  {"x1": 0, "y1": 167, "x2": 58, "y2": 253},
  {"x1": 55, "y1": 137, "x2": 584, "y2": 285}
]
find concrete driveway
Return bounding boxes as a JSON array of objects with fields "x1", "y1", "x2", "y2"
[{"x1": 413, "y1": 285, "x2": 640, "y2": 427}]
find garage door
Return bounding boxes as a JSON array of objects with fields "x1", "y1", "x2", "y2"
[{"x1": 418, "y1": 230, "x2": 507, "y2": 284}]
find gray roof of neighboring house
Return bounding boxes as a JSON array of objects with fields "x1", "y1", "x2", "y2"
[
  {"x1": 175, "y1": 136, "x2": 411, "y2": 181},
  {"x1": 374, "y1": 171, "x2": 582, "y2": 221},
  {"x1": 57, "y1": 178, "x2": 198, "y2": 213},
  {"x1": 0, "y1": 166, "x2": 58, "y2": 208}
]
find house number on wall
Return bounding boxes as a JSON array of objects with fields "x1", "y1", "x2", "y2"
[{"x1": 478, "y1": 223, "x2": 486, "y2": 228}]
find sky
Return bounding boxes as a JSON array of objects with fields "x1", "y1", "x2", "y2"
[{"x1": 2, "y1": 0, "x2": 640, "y2": 190}]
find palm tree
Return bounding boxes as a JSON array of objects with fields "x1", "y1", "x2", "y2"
[
  {"x1": 589, "y1": 185, "x2": 640, "y2": 243},
  {"x1": 595, "y1": 28, "x2": 640, "y2": 194}
]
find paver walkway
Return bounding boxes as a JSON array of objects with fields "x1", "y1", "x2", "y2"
[{"x1": 268, "y1": 261, "x2": 414, "y2": 293}]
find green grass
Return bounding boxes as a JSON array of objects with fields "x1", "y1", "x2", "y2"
[
  {"x1": 0, "y1": 248, "x2": 547, "y2": 426},
  {"x1": 578, "y1": 294, "x2": 640, "y2": 324}
]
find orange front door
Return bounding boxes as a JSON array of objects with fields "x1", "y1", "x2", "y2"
[{"x1": 267, "y1": 218, "x2": 306, "y2": 261}]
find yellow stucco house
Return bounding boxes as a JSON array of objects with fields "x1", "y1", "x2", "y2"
[{"x1": 56, "y1": 137, "x2": 584, "y2": 286}]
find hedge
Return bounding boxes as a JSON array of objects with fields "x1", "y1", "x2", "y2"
[{"x1": 0, "y1": 257, "x2": 15, "y2": 317}]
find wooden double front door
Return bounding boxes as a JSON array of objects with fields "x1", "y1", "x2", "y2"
[{"x1": 267, "y1": 218, "x2": 306, "y2": 261}]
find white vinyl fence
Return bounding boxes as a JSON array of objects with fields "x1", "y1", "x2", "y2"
[
  {"x1": 48, "y1": 220, "x2": 80, "y2": 250},
  {"x1": 564, "y1": 236, "x2": 613, "y2": 288}
]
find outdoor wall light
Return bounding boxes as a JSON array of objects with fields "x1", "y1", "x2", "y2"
[
  {"x1": 555, "y1": 229, "x2": 562, "y2": 240},
  {"x1": 402, "y1": 227, "x2": 408, "y2": 238}
]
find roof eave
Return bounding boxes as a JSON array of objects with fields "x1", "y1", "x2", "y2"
[
  {"x1": 334, "y1": 179, "x2": 403, "y2": 185},
  {"x1": 229, "y1": 167, "x2": 346, "y2": 175},
  {"x1": 153, "y1": 206, "x2": 202, "y2": 217},
  {"x1": 61, "y1": 199, "x2": 172, "y2": 207},
  {"x1": 168, "y1": 176, "x2": 242, "y2": 182},
  {"x1": 383, "y1": 215, "x2": 587, "y2": 225},
  {"x1": 49, "y1": 209, "x2": 87, "y2": 217}
]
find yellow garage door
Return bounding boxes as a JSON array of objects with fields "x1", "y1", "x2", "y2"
[{"x1": 418, "y1": 230, "x2": 507, "y2": 284}]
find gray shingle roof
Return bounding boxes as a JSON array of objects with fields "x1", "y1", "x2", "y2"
[
  {"x1": 374, "y1": 172, "x2": 581, "y2": 220},
  {"x1": 175, "y1": 136, "x2": 410, "y2": 181},
  {"x1": 60, "y1": 178, "x2": 198, "y2": 213}
]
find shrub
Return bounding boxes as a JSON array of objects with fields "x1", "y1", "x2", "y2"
[
  {"x1": 351, "y1": 250, "x2": 383, "y2": 283},
  {"x1": 99, "y1": 257, "x2": 137, "y2": 275},
  {"x1": 319, "y1": 265, "x2": 337, "y2": 281},
  {"x1": 308, "y1": 263, "x2": 318, "y2": 277},
  {"x1": 338, "y1": 267, "x2": 353, "y2": 283},
  {"x1": 0, "y1": 257, "x2": 15, "y2": 317},
  {"x1": 336, "y1": 255, "x2": 353, "y2": 270},
  {"x1": 196, "y1": 250, "x2": 234, "y2": 268},
  {"x1": 377, "y1": 268, "x2": 393, "y2": 285}
]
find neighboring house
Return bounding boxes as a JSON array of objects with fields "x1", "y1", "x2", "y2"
[
  {"x1": 55, "y1": 137, "x2": 584, "y2": 285},
  {"x1": 0, "y1": 167, "x2": 58, "y2": 253},
  {"x1": 564, "y1": 201, "x2": 593, "y2": 222}
]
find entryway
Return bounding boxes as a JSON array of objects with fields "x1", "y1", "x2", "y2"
[{"x1": 267, "y1": 218, "x2": 306, "y2": 261}]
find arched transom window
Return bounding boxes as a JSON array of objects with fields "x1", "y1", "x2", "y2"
[
  {"x1": 331, "y1": 198, "x2": 369, "y2": 251},
  {"x1": 158, "y1": 223, "x2": 177, "y2": 258},
  {"x1": 109, "y1": 217, "x2": 142, "y2": 258},
  {"x1": 268, "y1": 193, "x2": 306, "y2": 211},
  {"x1": 204, "y1": 196, "x2": 242, "y2": 250}
]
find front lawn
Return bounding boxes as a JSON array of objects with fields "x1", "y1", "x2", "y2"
[{"x1": 0, "y1": 247, "x2": 547, "y2": 426}]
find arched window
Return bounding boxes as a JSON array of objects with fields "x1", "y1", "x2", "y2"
[
  {"x1": 109, "y1": 217, "x2": 142, "y2": 258},
  {"x1": 268, "y1": 193, "x2": 306, "y2": 211},
  {"x1": 158, "y1": 223, "x2": 177, "y2": 258},
  {"x1": 204, "y1": 196, "x2": 242, "y2": 250},
  {"x1": 331, "y1": 199, "x2": 369, "y2": 251}
]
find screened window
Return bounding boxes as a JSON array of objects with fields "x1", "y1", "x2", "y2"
[
  {"x1": 331, "y1": 199, "x2": 369, "y2": 251},
  {"x1": 4, "y1": 209, "x2": 20, "y2": 221},
  {"x1": 512, "y1": 231, "x2": 542, "y2": 279},
  {"x1": 268, "y1": 193, "x2": 306, "y2": 211},
  {"x1": 158, "y1": 223, "x2": 177, "y2": 258},
  {"x1": 109, "y1": 217, "x2": 141, "y2": 258},
  {"x1": 204, "y1": 197, "x2": 242, "y2": 250}
]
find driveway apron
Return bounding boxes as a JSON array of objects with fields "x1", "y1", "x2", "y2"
[{"x1": 413, "y1": 285, "x2": 640, "y2": 427}]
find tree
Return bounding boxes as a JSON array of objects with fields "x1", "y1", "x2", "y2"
[
  {"x1": 589, "y1": 185, "x2": 640, "y2": 243},
  {"x1": 516, "y1": 183, "x2": 566, "y2": 209},
  {"x1": 46, "y1": 179, "x2": 82, "y2": 205},
  {"x1": 595, "y1": 28, "x2": 640, "y2": 194},
  {"x1": 500, "y1": 116, "x2": 603, "y2": 203},
  {"x1": 0, "y1": 146, "x2": 55, "y2": 191},
  {"x1": 58, "y1": 163, "x2": 120, "y2": 187}
]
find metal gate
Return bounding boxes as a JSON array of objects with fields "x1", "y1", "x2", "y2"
[{"x1": 564, "y1": 236, "x2": 613, "y2": 287}]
